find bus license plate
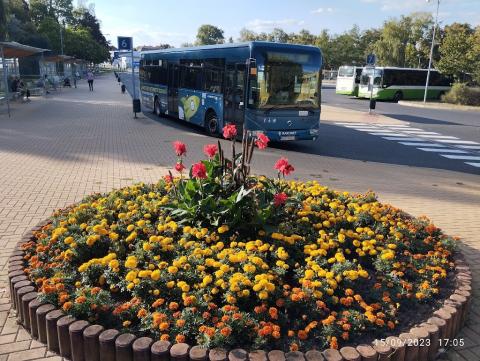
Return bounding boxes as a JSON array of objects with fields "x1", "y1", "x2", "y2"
[{"x1": 281, "y1": 136, "x2": 296, "y2": 141}]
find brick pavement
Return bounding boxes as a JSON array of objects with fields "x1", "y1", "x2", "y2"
[{"x1": 0, "y1": 74, "x2": 479, "y2": 360}]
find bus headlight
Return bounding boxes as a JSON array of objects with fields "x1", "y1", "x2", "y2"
[{"x1": 309, "y1": 128, "x2": 319, "y2": 135}]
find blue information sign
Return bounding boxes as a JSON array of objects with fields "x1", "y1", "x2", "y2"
[
  {"x1": 366, "y1": 53, "x2": 376, "y2": 66},
  {"x1": 117, "y1": 36, "x2": 133, "y2": 51}
]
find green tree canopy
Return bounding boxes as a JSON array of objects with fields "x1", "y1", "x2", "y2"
[
  {"x1": 195, "y1": 24, "x2": 224, "y2": 45},
  {"x1": 436, "y1": 23, "x2": 476, "y2": 80}
]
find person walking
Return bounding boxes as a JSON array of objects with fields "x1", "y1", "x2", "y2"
[{"x1": 87, "y1": 70, "x2": 94, "y2": 91}]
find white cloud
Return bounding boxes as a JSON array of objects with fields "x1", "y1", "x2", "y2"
[
  {"x1": 311, "y1": 7, "x2": 334, "y2": 14},
  {"x1": 245, "y1": 19, "x2": 306, "y2": 32}
]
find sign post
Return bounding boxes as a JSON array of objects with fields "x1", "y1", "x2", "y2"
[
  {"x1": 117, "y1": 36, "x2": 140, "y2": 118},
  {"x1": 366, "y1": 53, "x2": 376, "y2": 114}
]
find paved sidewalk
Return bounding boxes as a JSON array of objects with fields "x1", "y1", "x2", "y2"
[
  {"x1": 0, "y1": 75, "x2": 478, "y2": 360},
  {"x1": 398, "y1": 100, "x2": 480, "y2": 113}
]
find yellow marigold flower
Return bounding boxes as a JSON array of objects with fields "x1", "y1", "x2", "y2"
[
  {"x1": 64, "y1": 236, "x2": 74, "y2": 245},
  {"x1": 109, "y1": 232, "x2": 119, "y2": 241},
  {"x1": 127, "y1": 224, "x2": 135, "y2": 232},
  {"x1": 125, "y1": 256, "x2": 138, "y2": 269},
  {"x1": 151, "y1": 270, "x2": 161, "y2": 281}
]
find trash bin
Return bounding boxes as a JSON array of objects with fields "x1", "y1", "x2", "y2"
[
  {"x1": 133, "y1": 99, "x2": 141, "y2": 113},
  {"x1": 121, "y1": 84, "x2": 126, "y2": 93},
  {"x1": 369, "y1": 99, "x2": 376, "y2": 110}
]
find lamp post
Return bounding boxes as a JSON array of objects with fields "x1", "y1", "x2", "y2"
[{"x1": 424, "y1": 0, "x2": 440, "y2": 103}]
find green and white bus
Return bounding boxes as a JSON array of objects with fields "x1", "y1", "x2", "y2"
[
  {"x1": 357, "y1": 67, "x2": 452, "y2": 102},
  {"x1": 335, "y1": 66, "x2": 362, "y2": 96}
]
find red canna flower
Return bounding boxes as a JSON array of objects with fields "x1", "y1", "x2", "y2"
[
  {"x1": 274, "y1": 192, "x2": 288, "y2": 207},
  {"x1": 223, "y1": 123, "x2": 237, "y2": 139},
  {"x1": 174, "y1": 162, "x2": 185, "y2": 173},
  {"x1": 274, "y1": 158, "x2": 294, "y2": 176},
  {"x1": 192, "y1": 162, "x2": 207, "y2": 179},
  {"x1": 173, "y1": 141, "x2": 187, "y2": 156},
  {"x1": 203, "y1": 144, "x2": 218, "y2": 158},
  {"x1": 163, "y1": 174, "x2": 173, "y2": 183},
  {"x1": 255, "y1": 133, "x2": 269, "y2": 150}
]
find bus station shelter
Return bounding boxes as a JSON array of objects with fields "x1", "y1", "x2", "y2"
[{"x1": 1, "y1": 41, "x2": 49, "y2": 116}]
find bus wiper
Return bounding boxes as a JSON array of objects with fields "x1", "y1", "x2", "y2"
[{"x1": 264, "y1": 106, "x2": 284, "y2": 114}]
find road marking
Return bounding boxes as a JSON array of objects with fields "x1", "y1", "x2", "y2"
[
  {"x1": 382, "y1": 127, "x2": 423, "y2": 131},
  {"x1": 435, "y1": 139, "x2": 480, "y2": 145},
  {"x1": 399, "y1": 142, "x2": 444, "y2": 147},
  {"x1": 378, "y1": 124, "x2": 410, "y2": 127},
  {"x1": 465, "y1": 162, "x2": 480, "y2": 168},
  {"x1": 441, "y1": 155, "x2": 480, "y2": 161},
  {"x1": 417, "y1": 148, "x2": 468, "y2": 153},
  {"x1": 383, "y1": 137, "x2": 424, "y2": 141},
  {"x1": 402, "y1": 131, "x2": 440, "y2": 135},
  {"x1": 368, "y1": 132, "x2": 399, "y2": 136},
  {"x1": 334, "y1": 122, "x2": 370, "y2": 126},
  {"x1": 457, "y1": 145, "x2": 480, "y2": 150},
  {"x1": 417, "y1": 135, "x2": 459, "y2": 139}
]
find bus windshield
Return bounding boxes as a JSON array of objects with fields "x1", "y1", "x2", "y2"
[
  {"x1": 338, "y1": 66, "x2": 355, "y2": 78},
  {"x1": 360, "y1": 68, "x2": 383, "y2": 86},
  {"x1": 255, "y1": 51, "x2": 320, "y2": 109}
]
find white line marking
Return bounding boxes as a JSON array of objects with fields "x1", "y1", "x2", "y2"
[
  {"x1": 381, "y1": 127, "x2": 423, "y2": 131},
  {"x1": 465, "y1": 162, "x2": 480, "y2": 168},
  {"x1": 441, "y1": 155, "x2": 480, "y2": 161},
  {"x1": 417, "y1": 148, "x2": 468, "y2": 153},
  {"x1": 417, "y1": 135, "x2": 459, "y2": 139},
  {"x1": 435, "y1": 139, "x2": 480, "y2": 145},
  {"x1": 378, "y1": 124, "x2": 410, "y2": 127},
  {"x1": 402, "y1": 131, "x2": 440, "y2": 135},
  {"x1": 352, "y1": 128, "x2": 384, "y2": 131},
  {"x1": 335, "y1": 122, "x2": 370, "y2": 126},
  {"x1": 399, "y1": 142, "x2": 444, "y2": 147},
  {"x1": 383, "y1": 137, "x2": 424, "y2": 141},
  {"x1": 457, "y1": 145, "x2": 480, "y2": 150},
  {"x1": 369, "y1": 132, "x2": 401, "y2": 136}
]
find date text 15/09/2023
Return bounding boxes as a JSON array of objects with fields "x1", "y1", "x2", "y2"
[{"x1": 375, "y1": 338, "x2": 465, "y2": 348}]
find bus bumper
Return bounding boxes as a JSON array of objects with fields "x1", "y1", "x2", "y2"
[{"x1": 253, "y1": 128, "x2": 319, "y2": 141}]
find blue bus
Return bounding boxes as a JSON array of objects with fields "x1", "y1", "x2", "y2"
[{"x1": 139, "y1": 41, "x2": 322, "y2": 141}]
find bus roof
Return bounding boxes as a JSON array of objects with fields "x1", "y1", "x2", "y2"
[
  {"x1": 141, "y1": 41, "x2": 321, "y2": 56},
  {"x1": 366, "y1": 66, "x2": 440, "y2": 72}
]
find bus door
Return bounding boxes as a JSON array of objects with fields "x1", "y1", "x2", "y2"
[
  {"x1": 224, "y1": 63, "x2": 246, "y2": 132},
  {"x1": 168, "y1": 64, "x2": 179, "y2": 115}
]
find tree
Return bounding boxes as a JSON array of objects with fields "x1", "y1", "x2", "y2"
[
  {"x1": 471, "y1": 27, "x2": 480, "y2": 83},
  {"x1": 289, "y1": 29, "x2": 315, "y2": 45},
  {"x1": 30, "y1": 0, "x2": 73, "y2": 24},
  {"x1": 72, "y1": 6, "x2": 108, "y2": 48},
  {"x1": 270, "y1": 28, "x2": 289, "y2": 43},
  {"x1": 0, "y1": 0, "x2": 7, "y2": 41},
  {"x1": 238, "y1": 28, "x2": 258, "y2": 42},
  {"x1": 437, "y1": 23, "x2": 476, "y2": 80},
  {"x1": 195, "y1": 24, "x2": 224, "y2": 45}
]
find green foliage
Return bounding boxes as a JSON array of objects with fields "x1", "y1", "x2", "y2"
[
  {"x1": 195, "y1": 24, "x2": 225, "y2": 45},
  {"x1": 442, "y1": 83, "x2": 480, "y2": 106},
  {"x1": 0, "y1": 0, "x2": 7, "y2": 41},
  {"x1": 437, "y1": 23, "x2": 476, "y2": 81}
]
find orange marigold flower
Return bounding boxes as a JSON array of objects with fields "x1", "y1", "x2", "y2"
[
  {"x1": 290, "y1": 343, "x2": 299, "y2": 352},
  {"x1": 62, "y1": 302, "x2": 73, "y2": 311},
  {"x1": 75, "y1": 296, "x2": 87, "y2": 304},
  {"x1": 159, "y1": 322, "x2": 169, "y2": 331},
  {"x1": 288, "y1": 330, "x2": 295, "y2": 337},
  {"x1": 298, "y1": 330, "x2": 308, "y2": 340},
  {"x1": 175, "y1": 334, "x2": 186, "y2": 343},
  {"x1": 169, "y1": 302, "x2": 179, "y2": 311},
  {"x1": 268, "y1": 307, "x2": 278, "y2": 319},
  {"x1": 345, "y1": 288, "x2": 354, "y2": 296},
  {"x1": 160, "y1": 334, "x2": 169, "y2": 341},
  {"x1": 220, "y1": 327, "x2": 232, "y2": 337},
  {"x1": 233, "y1": 313, "x2": 242, "y2": 320},
  {"x1": 341, "y1": 332, "x2": 349, "y2": 340},
  {"x1": 272, "y1": 330, "x2": 281, "y2": 339},
  {"x1": 137, "y1": 308, "x2": 147, "y2": 318},
  {"x1": 176, "y1": 319, "x2": 186, "y2": 328},
  {"x1": 330, "y1": 336, "x2": 338, "y2": 349}
]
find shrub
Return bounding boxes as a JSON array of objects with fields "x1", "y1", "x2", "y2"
[
  {"x1": 442, "y1": 83, "x2": 480, "y2": 106},
  {"x1": 22, "y1": 126, "x2": 457, "y2": 352}
]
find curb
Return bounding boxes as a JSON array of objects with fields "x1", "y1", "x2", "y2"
[
  {"x1": 9, "y1": 221, "x2": 472, "y2": 361},
  {"x1": 398, "y1": 100, "x2": 480, "y2": 112}
]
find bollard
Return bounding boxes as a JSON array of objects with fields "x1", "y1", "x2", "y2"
[
  {"x1": 372, "y1": 340, "x2": 391, "y2": 361},
  {"x1": 355, "y1": 344, "x2": 377, "y2": 361},
  {"x1": 116, "y1": 333, "x2": 137, "y2": 361},
  {"x1": 28, "y1": 298, "x2": 45, "y2": 339},
  {"x1": 170, "y1": 343, "x2": 190, "y2": 361},
  {"x1": 57, "y1": 315, "x2": 76, "y2": 358},
  {"x1": 305, "y1": 350, "x2": 325, "y2": 361},
  {"x1": 340, "y1": 346, "x2": 360, "y2": 361},
  {"x1": 36, "y1": 304, "x2": 55, "y2": 343},
  {"x1": 190, "y1": 345, "x2": 208, "y2": 361},
  {"x1": 268, "y1": 350, "x2": 286, "y2": 361},
  {"x1": 16, "y1": 286, "x2": 34, "y2": 324},
  {"x1": 399, "y1": 333, "x2": 418, "y2": 361},
  {"x1": 151, "y1": 340, "x2": 171, "y2": 361},
  {"x1": 229, "y1": 349, "x2": 248, "y2": 361},
  {"x1": 99, "y1": 329, "x2": 120, "y2": 361},
  {"x1": 322, "y1": 349, "x2": 343, "y2": 361},
  {"x1": 84, "y1": 324, "x2": 104, "y2": 361},
  {"x1": 69, "y1": 320, "x2": 89, "y2": 361},
  {"x1": 46, "y1": 309, "x2": 65, "y2": 352},
  {"x1": 9, "y1": 274, "x2": 27, "y2": 310},
  {"x1": 385, "y1": 336, "x2": 406, "y2": 361},
  {"x1": 420, "y1": 322, "x2": 440, "y2": 361},
  {"x1": 20, "y1": 292, "x2": 37, "y2": 330},
  {"x1": 410, "y1": 327, "x2": 429, "y2": 361},
  {"x1": 132, "y1": 336, "x2": 153, "y2": 361},
  {"x1": 209, "y1": 348, "x2": 228, "y2": 361},
  {"x1": 249, "y1": 350, "x2": 268, "y2": 361}
]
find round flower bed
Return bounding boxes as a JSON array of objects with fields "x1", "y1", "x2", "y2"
[{"x1": 21, "y1": 127, "x2": 459, "y2": 353}]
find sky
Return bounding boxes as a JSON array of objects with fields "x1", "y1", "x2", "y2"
[{"x1": 92, "y1": 0, "x2": 480, "y2": 48}]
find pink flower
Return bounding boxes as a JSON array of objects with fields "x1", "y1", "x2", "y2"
[
  {"x1": 203, "y1": 144, "x2": 218, "y2": 158},
  {"x1": 173, "y1": 141, "x2": 187, "y2": 156},
  {"x1": 192, "y1": 162, "x2": 207, "y2": 179},
  {"x1": 164, "y1": 174, "x2": 173, "y2": 183},
  {"x1": 223, "y1": 124, "x2": 237, "y2": 140},
  {"x1": 255, "y1": 134, "x2": 270, "y2": 150},
  {"x1": 175, "y1": 162, "x2": 185, "y2": 173},
  {"x1": 274, "y1": 192, "x2": 288, "y2": 207},
  {"x1": 274, "y1": 158, "x2": 294, "y2": 176}
]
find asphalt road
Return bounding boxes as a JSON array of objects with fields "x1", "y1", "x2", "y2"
[{"x1": 117, "y1": 73, "x2": 479, "y2": 176}]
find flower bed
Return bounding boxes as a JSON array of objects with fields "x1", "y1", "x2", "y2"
[{"x1": 20, "y1": 126, "x2": 461, "y2": 353}]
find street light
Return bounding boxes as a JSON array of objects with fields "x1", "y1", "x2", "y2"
[{"x1": 424, "y1": 0, "x2": 440, "y2": 103}]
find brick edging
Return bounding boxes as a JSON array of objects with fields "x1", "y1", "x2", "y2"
[{"x1": 8, "y1": 220, "x2": 473, "y2": 361}]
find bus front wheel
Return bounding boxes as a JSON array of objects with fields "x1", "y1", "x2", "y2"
[
  {"x1": 205, "y1": 111, "x2": 218, "y2": 136},
  {"x1": 393, "y1": 91, "x2": 403, "y2": 103},
  {"x1": 154, "y1": 97, "x2": 161, "y2": 117}
]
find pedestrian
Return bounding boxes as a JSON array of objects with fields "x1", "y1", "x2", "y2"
[{"x1": 87, "y1": 70, "x2": 94, "y2": 91}]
